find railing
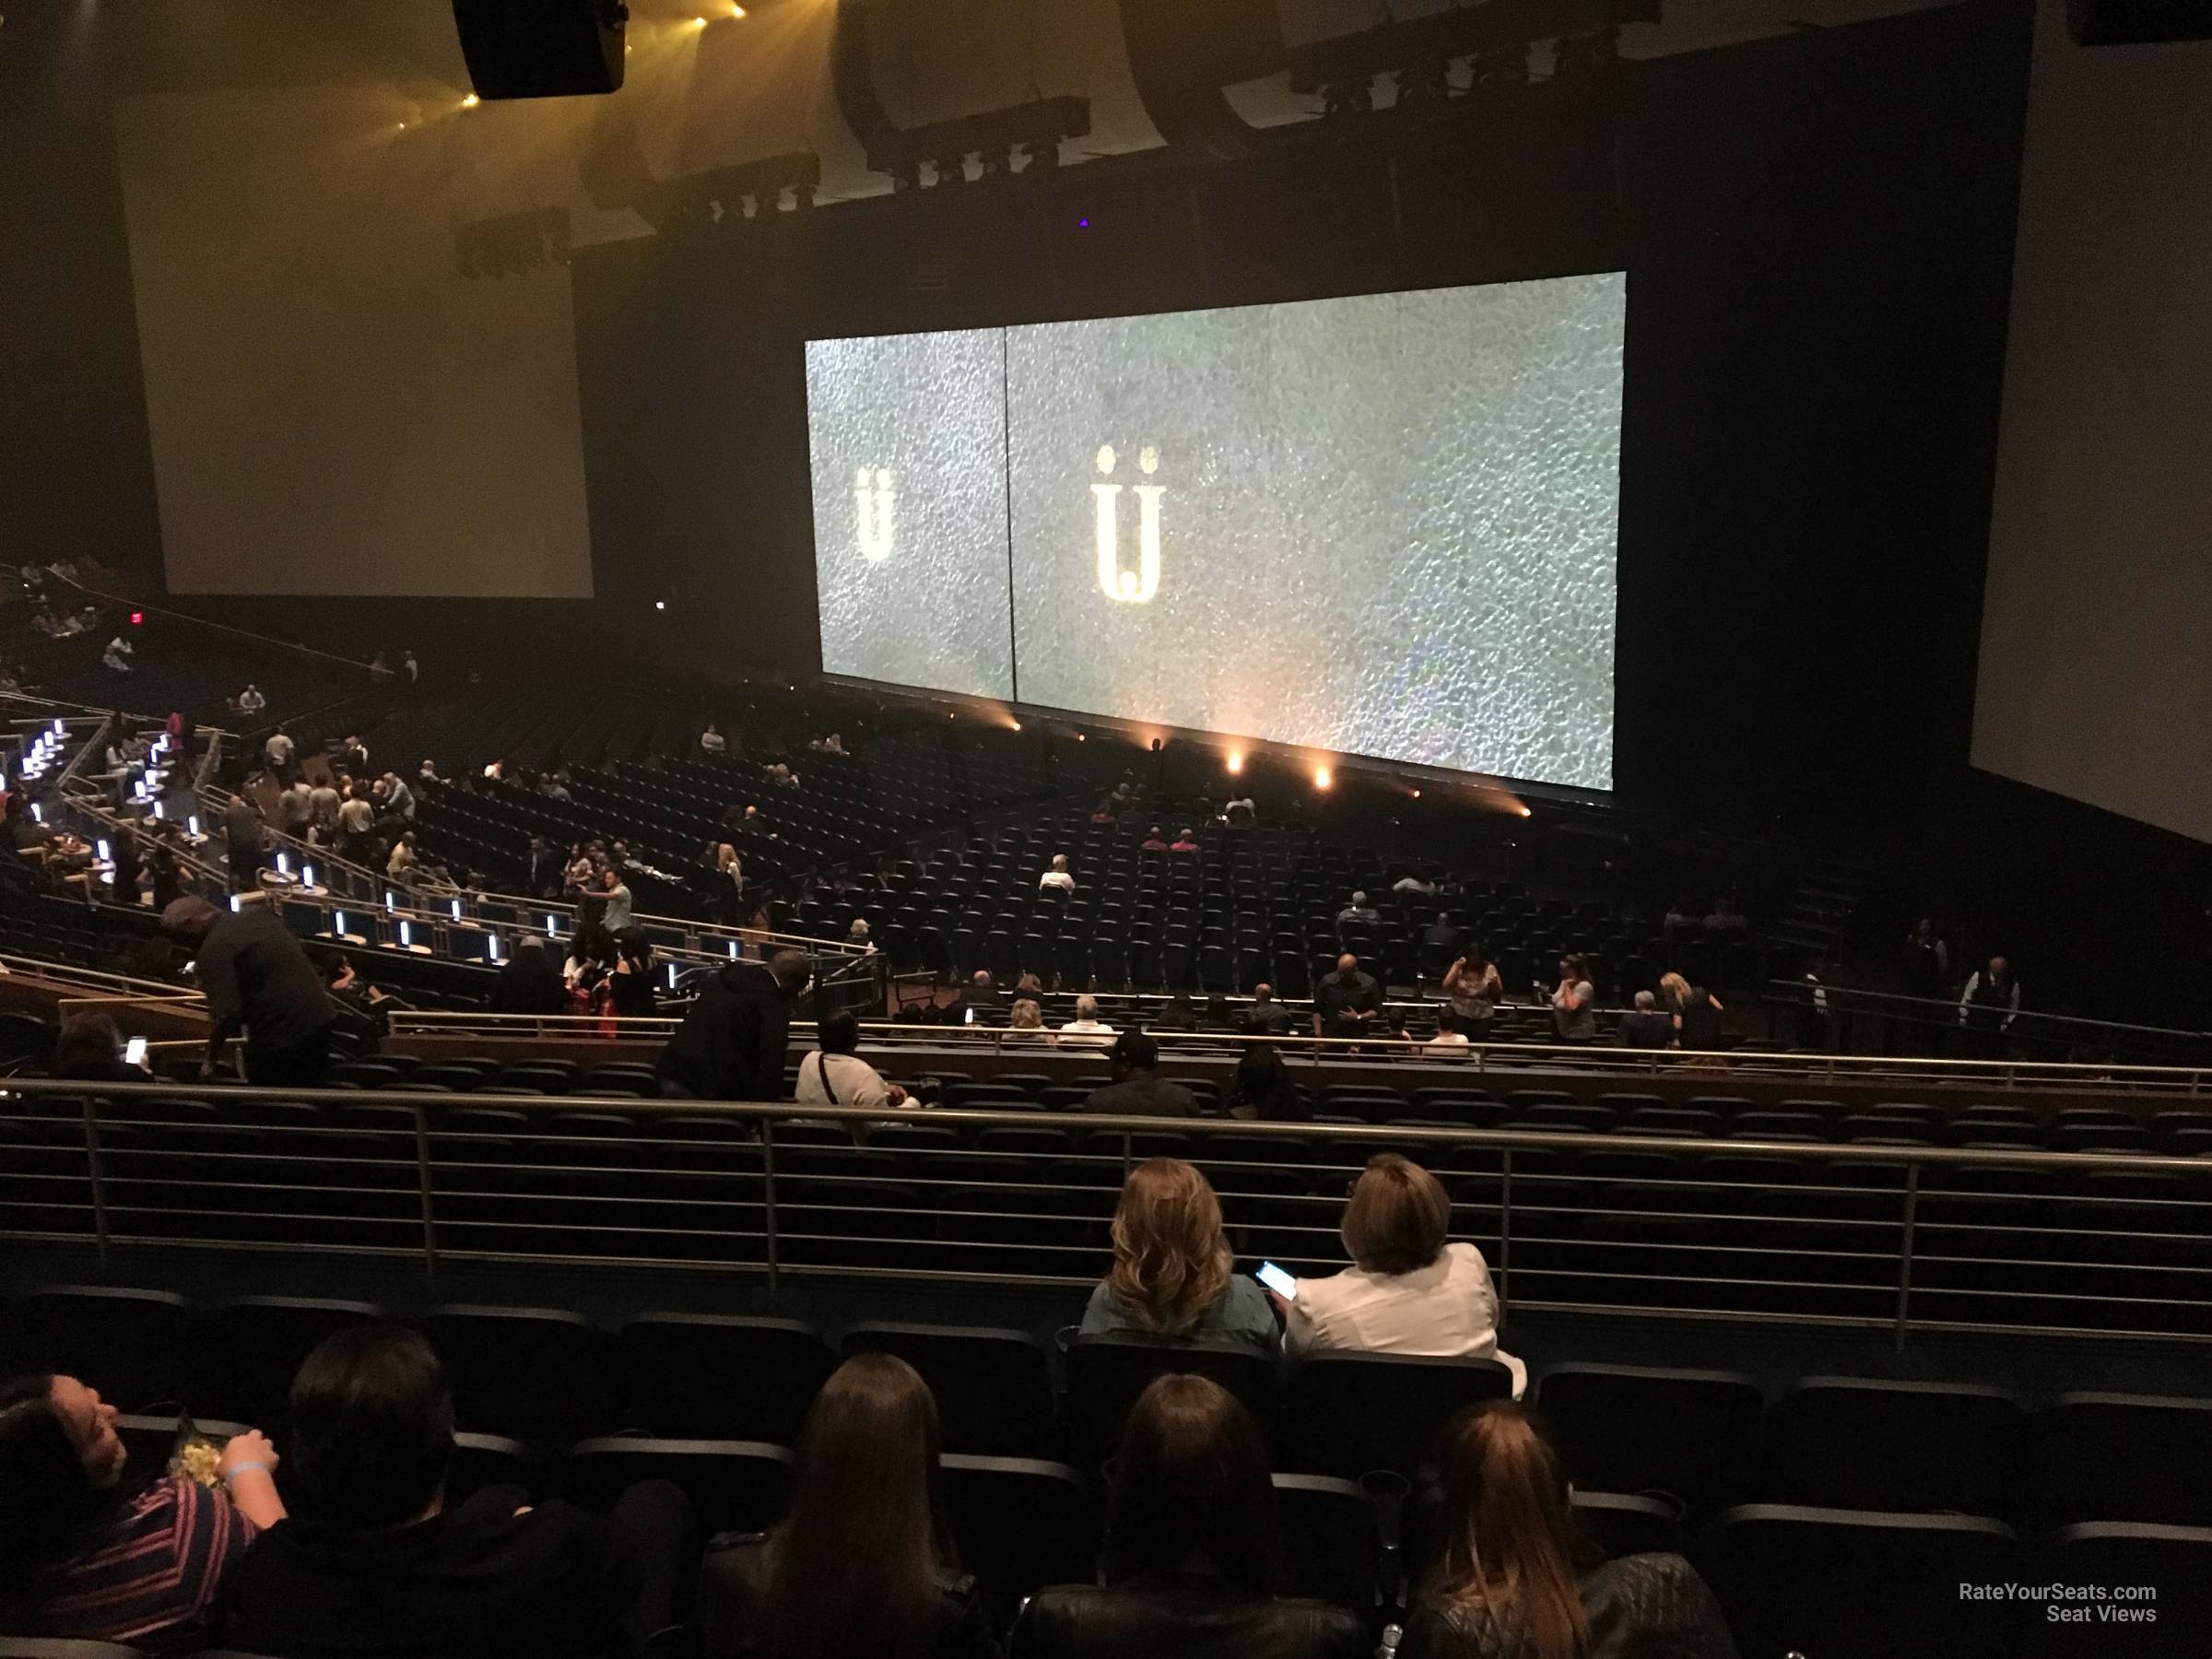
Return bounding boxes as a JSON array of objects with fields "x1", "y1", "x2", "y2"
[
  {"x1": 3, "y1": 1077, "x2": 2206, "y2": 1347},
  {"x1": 0, "y1": 953, "x2": 204, "y2": 1008},
  {"x1": 1768, "y1": 978, "x2": 2212, "y2": 1069},
  {"x1": 186, "y1": 781, "x2": 878, "y2": 986},
  {"x1": 373, "y1": 1009, "x2": 2210, "y2": 1095}
]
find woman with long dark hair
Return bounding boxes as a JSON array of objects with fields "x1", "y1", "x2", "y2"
[
  {"x1": 1226, "y1": 1043, "x2": 1307, "y2": 1122},
  {"x1": 1402, "y1": 1403, "x2": 1735, "y2": 1659},
  {"x1": 698, "y1": 1352, "x2": 995, "y2": 1659},
  {"x1": 1011, "y1": 1375, "x2": 1363, "y2": 1658},
  {"x1": 0, "y1": 1371, "x2": 283, "y2": 1649}
]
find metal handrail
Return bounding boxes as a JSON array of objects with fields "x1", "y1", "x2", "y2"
[
  {"x1": 3, "y1": 1077, "x2": 2206, "y2": 1347},
  {"x1": 190, "y1": 778, "x2": 874, "y2": 966},
  {"x1": 1769, "y1": 978, "x2": 2212, "y2": 1047},
  {"x1": 0, "y1": 953, "x2": 204, "y2": 1005}
]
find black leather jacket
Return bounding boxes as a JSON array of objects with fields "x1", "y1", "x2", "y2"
[
  {"x1": 1009, "y1": 1575, "x2": 1367, "y2": 1659},
  {"x1": 696, "y1": 1534, "x2": 1000, "y2": 1659},
  {"x1": 1399, "y1": 1553, "x2": 1738, "y2": 1659}
]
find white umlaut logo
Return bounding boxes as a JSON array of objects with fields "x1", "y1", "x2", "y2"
[
  {"x1": 1093, "y1": 444, "x2": 1164, "y2": 604},
  {"x1": 853, "y1": 467, "x2": 895, "y2": 561}
]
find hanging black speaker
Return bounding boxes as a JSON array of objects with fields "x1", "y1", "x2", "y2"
[{"x1": 452, "y1": 0, "x2": 628, "y2": 100}]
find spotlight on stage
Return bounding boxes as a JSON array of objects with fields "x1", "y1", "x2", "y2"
[
  {"x1": 1313, "y1": 766, "x2": 1335, "y2": 791},
  {"x1": 1225, "y1": 753, "x2": 1243, "y2": 775}
]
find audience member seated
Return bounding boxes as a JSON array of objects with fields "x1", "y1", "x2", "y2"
[
  {"x1": 1083, "y1": 1030, "x2": 1198, "y2": 1118},
  {"x1": 698, "y1": 1354, "x2": 995, "y2": 1659},
  {"x1": 1617, "y1": 990, "x2": 1675, "y2": 1050},
  {"x1": 1039, "y1": 853, "x2": 1077, "y2": 895},
  {"x1": 657, "y1": 948, "x2": 810, "y2": 1100},
  {"x1": 1241, "y1": 982, "x2": 1293, "y2": 1037},
  {"x1": 1079, "y1": 1159, "x2": 1276, "y2": 1352},
  {"x1": 223, "y1": 1324, "x2": 695, "y2": 1659},
  {"x1": 234, "y1": 683, "x2": 266, "y2": 720},
  {"x1": 1659, "y1": 971, "x2": 1724, "y2": 1053},
  {"x1": 1140, "y1": 826, "x2": 1171, "y2": 853},
  {"x1": 1225, "y1": 1043, "x2": 1305, "y2": 1122},
  {"x1": 1393, "y1": 869, "x2": 1438, "y2": 898},
  {"x1": 1422, "y1": 1012, "x2": 1473, "y2": 1058},
  {"x1": 1169, "y1": 828, "x2": 1201, "y2": 853},
  {"x1": 43, "y1": 1011, "x2": 154, "y2": 1084},
  {"x1": 1053, "y1": 994, "x2": 1116, "y2": 1050},
  {"x1": 1278, "y1": 1155, "x2": 1524, "y2": 1394},
  {"x1": 955, "y1": 970, "x2": 1006, "y2": 1026},
  {"x1": 1400, "y1": 1404, "x2": 1736, "y2": 1659},
  {"x1": 491, "y1": 936, "x2": 568, "y2": 1016},
  {"x1": 1548, "y1": 954, "x2": 1596, "y2": 1043},
  {"x1": 1006, "y1": 1000, "x2": 1049, "y2": 1040},
  {"x1": 1335, "y1": 891, "x2": 1380, "y2": 930},
  {"x1": 795, "y1": 1009, "x2": 910, "y2": 1112},
  {"x1": 1009, "y1": 1375, "x2": 1363, "y2": 1659},
  {"x1": 699, "y1": 723, "x2": 728, "y2": 757},
  {"x1": 0, "y1": 1371, "x2": 284, "y2": 1650},
  {"x1": 1152, "y1": 991, "x2": 1200, "y2": 1033},
  {"x1": 319, "y1": 950, "x2": 397, "y2": 1053}
]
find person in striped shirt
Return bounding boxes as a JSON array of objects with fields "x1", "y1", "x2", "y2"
[{"x1": 0, "y1": 1372, "x2": 286, "y2": 1651}]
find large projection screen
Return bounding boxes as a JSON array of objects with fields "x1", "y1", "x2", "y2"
[{"x1": 806, "y1": 274, "x2": 1625, "y2": 789}]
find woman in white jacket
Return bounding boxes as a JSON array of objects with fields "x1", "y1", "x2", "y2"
[{"x1": 1274, "y1": 1154, "x2": 1524, "y2": 1396}]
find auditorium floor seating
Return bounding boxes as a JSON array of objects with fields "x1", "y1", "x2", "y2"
[
  {"x1": 2, "y1": 1277, "x2": 2206, "y2": 1659},
  {"x1": 2, "y1": 582, "x2": 361, "y2": 738},
  {"x1": 797, "y1": 802, "x2": 1769, "y2": 1005}
]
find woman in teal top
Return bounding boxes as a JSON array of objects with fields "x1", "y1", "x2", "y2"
[{"x1": 1080, "y1": 1159, "x2": 1278, "y2": 1354}]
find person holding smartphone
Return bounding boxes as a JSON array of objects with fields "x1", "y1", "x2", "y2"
[
  {"x1": 1261, "y1": 1155, "x2": 1523, "y2": 1395},
  {"x1": 43, "y1": 1012, "x2": 155, "y2": 1085}
]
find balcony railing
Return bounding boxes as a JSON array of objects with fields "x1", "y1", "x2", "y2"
[{"x1": 3, "y1": 1077, "x2": 2206, "y2": 1348}]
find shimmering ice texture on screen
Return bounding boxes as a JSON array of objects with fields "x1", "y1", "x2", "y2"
[
  {"x1": 1006, "y1": 276, "x2": 1623, "y2": 790},
  {"x1": 805, "y1": 331, "x2": 1014, "y2": 700}
]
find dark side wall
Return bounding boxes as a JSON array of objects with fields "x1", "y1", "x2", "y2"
[{"x1": 0, "y1": 4, "x2": 164, "y2": 579}]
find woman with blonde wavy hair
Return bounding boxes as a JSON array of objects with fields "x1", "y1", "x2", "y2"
[{"x1": 1078, "y1": 1159, "x2": 1277, "y2": 1352}]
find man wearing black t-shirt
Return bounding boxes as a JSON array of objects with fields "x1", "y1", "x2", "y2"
[
  {"x1": 222, "y1": 1325, "x2": 692, "y2": 1659},
  {"x1": 165, "y1": 896, "x2": 335, "y2": 1087},
  {"x1": 1312, "y1": 953, "x2": 1382, "y2": 1040}
]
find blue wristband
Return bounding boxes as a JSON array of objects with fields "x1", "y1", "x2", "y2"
[{"x1": 223, "y1": 1459, "x2": 273, "y2": 1485}]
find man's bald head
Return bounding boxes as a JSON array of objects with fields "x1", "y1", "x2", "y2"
[{"x1": 1336, "y1": 953, "x2": 1359, "y2": 976}]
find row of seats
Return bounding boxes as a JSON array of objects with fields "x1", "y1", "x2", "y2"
[
  {"x1": 4, "y1": 1286, "x2": 2207, "y2": 1530},
  {"x1": 324, "y1": 1053, "x2": 2212, "y2": 1154},
  {"x1": 3, "y1": 1290, "x2": 2209, "y2": 1659}
]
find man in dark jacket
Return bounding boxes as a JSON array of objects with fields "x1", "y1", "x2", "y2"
[
  {"x1": 165, "y1": 895, "x2": 335, "y2": 1086},
  {"x1": 1082, "y1": 1030, "x2": 1199, "y2": 1118},
  {"x1": 655, "y1": 949, "x2": 811, "y2": 1100}
]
